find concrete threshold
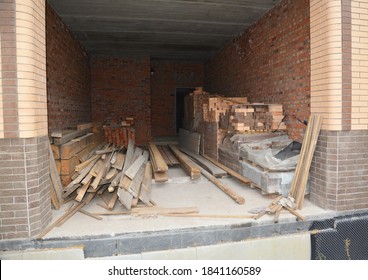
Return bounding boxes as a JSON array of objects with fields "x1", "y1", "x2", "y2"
[{"x1": 1, "y1": 167, "x2": 365, "y2": 259}]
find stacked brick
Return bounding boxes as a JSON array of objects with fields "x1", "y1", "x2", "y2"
[{"x1": 103, "y1": 118, "x2": 136, "y2": 147}]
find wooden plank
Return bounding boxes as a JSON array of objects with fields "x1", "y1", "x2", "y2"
[
  {"x1": 59, "y1": 143, "x2": 98, "y2": 175},
  {"x1": 148, "y1": 142, "x2": 168, "y2": 172},
  {"x1": 51, "y1": 144, "x2": 60, "y2": 160},
  {"x1": 78, "y1": 209, "x2": 102, "y2": 220},
  {"x1": 60, "y1": 133, "x2": 96, "y2": 159},
  {"x1": 163, "y1": 213, "x2": 256, "y2": 219},
  {"x1": 53, "y1": 128, "x2": 92, "y2": 146},
  {"x1": 202, "y1": 154, "x2": 251, "y2": 185},
  {"x1": 111, "y1": 153, "x2": 125, "y2": 170},
  {"x1": 48, "y1": 143, "x2": 63, "y2": 205},
  {"x1": 179, "y1": 148, "x2": 226, "y2": 178},
  {"x1": 168, "y1": 145, "x2": 200, "y2": 179},
  {"x1": 75, "y1": 177, "x2": 92, "y2": 202},
  {"x1": 122, "y1": 139, "x2": 135, "y2": 173},
  {"x1": 160, "y1": 145, "x2": 180, "y2": 165},
  {"x1": 125, "y1": 153, "x2": 149, "y2": 180},
  {"x1": 128, "y1": 164, "x2": 145, "y2": 197},
  {"x1": 75, "y1": 154, "x2": 100, "y2": 172},
  {"x1": 107, "y1": 188, "x2": 119, "y2": 210},
  {"x1": 153, "y1": 171, "x2": 168, "y2": 182},
  {"x1": 156, "y1": 145, "x2": 171, "y2": 166},
  {"x1": 64, "y1": 157, "x2": 99, "y2": 192},
  {"x1": 91, "y1": 158, "x2": 110, "y2": 189},
  {"x1": 139, "y1": 162, "x2": 152, "y2": 206},
  {"x1": 118, "y1": 187, "x2": 134, "y2": 210},
  {"x1": 289, "y1": 115, "x2": 322, "y2": 209},
  {"x1": 197, "y1": 163, "x2": 245, "y2": 205},
  {"x1": 77, "y1": 123, "x2": 93, "y2": 131},
  {"x1": 105, "y1": 168, "x2": 117, "y2": 180},
  {"x1": 50, "y1": 184, "x2": 60, "y2": 210},
  {"x1": 131, "y1": 207, "x2": 199, "y2": 216}
]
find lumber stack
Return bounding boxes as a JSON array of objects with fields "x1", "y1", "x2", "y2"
[
  {"x1": 50, "y1": 128, "x2": 105, "y2": 187},
  {"x1": 61, "y1": 139, "x2": 155, "y2": 212},
  {"x1": 183, "y1": 87, "x2": 209, "y2": 131},
  {"x1": 229, "y1": 104, "x2": 286, "y2": 132},
  {"x1": 147, "y1": 142, "x2": 169, "y2": 182},
  {"x1": 203, "y1": 96, "x2": 248, "y2": 123}
]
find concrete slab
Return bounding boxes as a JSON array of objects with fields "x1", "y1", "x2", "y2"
[{"x1": 43, "y1": 166, "x2": 332, "y2": 240}]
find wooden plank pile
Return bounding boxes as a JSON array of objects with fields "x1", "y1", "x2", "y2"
[
  {"x1": 60, "y1": 139, "x2": 155, "y2": 212},
  {"x1": 50, "y1": 124, "x2": 105, "y2": 187},
  {"x1": 147, "y1": 142, "x2": 169, "y2": 182},
  {"x1": 203, "y1": 96, "x2": 249, "y2": 123},
  {"x1": 183, "y1": 87, "x2": 209, "y2": 131},
  {"x1": 103, "y1": 117, "x2": 136, "y2": 147}
]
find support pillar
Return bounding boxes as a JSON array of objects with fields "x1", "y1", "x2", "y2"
[
  {"x1": 310, "y1": 0, "x2": 368, "y2": 210},
  {"x1": 0, "y1": 0, "x2": 50, "y2": 239}
]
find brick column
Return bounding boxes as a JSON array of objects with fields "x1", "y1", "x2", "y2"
[
  {"x1": 310, "y1": 0, "x2": 368, "y2": 211},
  {"x1": 0, "y1": 0, "x2": 51, "y2": 239}
]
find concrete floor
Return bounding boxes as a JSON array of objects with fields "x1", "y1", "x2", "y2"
[{"x1": 44, "y1": 166, "x2": 333, "y2": 239}]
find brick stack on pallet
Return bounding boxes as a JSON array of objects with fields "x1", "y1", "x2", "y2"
[
  {"x1": 103, "y1": 117, "x2": 136, "y2": 147},
  {"x1": 50, "y1": 123, "x2": 105, "y2": 187}
]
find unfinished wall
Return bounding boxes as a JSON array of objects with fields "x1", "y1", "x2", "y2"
[
  {"x1": 151, "y1": 60, "x2": 204, "y2": 137},
  {"x1": 0, "y1": 0, "x2": 51, "y2": 239},
  {"x1": 205, "y1": 0, "x2": 310, "y2": 141},
  {"x1": 46, "y1": 4, "x2": 91, "y2": 133},
  {"x1": 91, "y1": 57, "x2": 151, "y2": 145}
]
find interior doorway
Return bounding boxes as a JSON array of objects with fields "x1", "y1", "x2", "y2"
[{"x1": 175, "y1": 88, "x2": 195, "y2": 133}]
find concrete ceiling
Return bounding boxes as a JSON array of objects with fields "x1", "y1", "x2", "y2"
[{"x1": 47, "y1": 0, "x2": 279, "y2": 61}]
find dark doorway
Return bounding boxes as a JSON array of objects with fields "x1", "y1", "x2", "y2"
[{"x1": 175, "y1": 88, "x2": 195, "y2": 133}]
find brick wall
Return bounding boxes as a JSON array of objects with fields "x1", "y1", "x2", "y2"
[
  {"x1": 311, "y1": 130, "x2": 368, "y2": 211},
  {"x1": 46, "y1": 3, "x2": 91, "y2": 133},
  {"x1": 205, "y1": 0, "x2": 310, "y2": 141},
  {"x1": 151, "y1": 60, "x2": 204, "y2": 137},
  {"x1": 91, "y1": 56, "x2": 151, "y2": 145}
]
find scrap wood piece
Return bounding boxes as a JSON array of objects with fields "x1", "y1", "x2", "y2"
[
  {"x1": 48, "y1": 143, "x2": 63, "y2": 207},
  {"x1": 128, "y1": 164, "x2": 146, "y2": 198},
  {"x1": 139, "y1": 162, "x2": 153, "y2": 206},
  {"x1": 289, "y1": 115, "x2": 322, "y2": 209},
  {"x1": 131, "y1": 207, "x2": 199, "y2": 216},
  {"x1": 91, "y1": 157, "x2": 111, "y2": 189},
  {"x1": 148, "y1": 142, "x2": 168, "y2": 172},
  {"x1": 75, "y1": 154, "x2": 100, "y2": 172},
  {"x1": 107, "y1": 188, "x2": 119, "y2": 210},
  {"x1": 179, "y1": 147, "x2": 226, "y2": 178},
  {"x1": 202, "y1": 154, "x2": 251, "y2": 185},
  {"x1": 168, "y1": 145, "x2": 200, "y2": 179},
  {"x1": 125, "y1": 152, "x2": 149, "y2": 180},
  {"x1": 122, "y1": 139, "x2": 135, "y2": 173},
  {"x1": 37, "y1": 199, "x2": 87, "y2": 239},
  {"x1": 105, "y1": 168, "x2": 117, "y2": 180},
  {"x1": 75, "y1": 177, "x2": 92, "y2": 202},
  {"x1": 153, "y1": 171, "x2": 168, "y2": 182},
  {"x1": 163, "y1": 213, "x2": 256, "y2": 219},
  {"x1": 111, "y1": 153, "x2": 125, "y2": 170},
  {"x1": 118, "y1": 187, "x2": 134, "y2": 210},
  {"x1": 53, "y1": 128, "x2": 92, "y2": 146},
  {"x1": 78, "y1": 209, "x2": 102, "y2": 221},
  {"x1": 198, "y1": 164, "x2": 245, "y2": 205},
  {"x1": 64, "y1": 157, "x2": 99, "y2": 192}
]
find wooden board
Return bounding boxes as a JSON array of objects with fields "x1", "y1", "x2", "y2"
[
  {"x1": 157, "y1": 145, "x2": 180, "y2": 166},
  {"x1": 148, "y1": 142, "x2": 168, "y2": 172},
  {"x1": 139, "y1": 162, "x2": 153, "y2": 206},
  {"x1": 60, "y1": 133, "x2": 99, "y2": 160},
  {"x1": 125, "y1": 153, "x2": 148, "y2": 180},
  {"x1": 111, "y1": 153, "x2": 125, "y2": 170},
  {"x1": 168, "y1": 145, "x2": 200, "y2": 179},
  {"x1": 202, "y1": 154, "x2": 251, "y2": 185},
  {"x1": 48, "y1": 143, "x2": 63, "y2": 206},
  {"x1": 179, "y1": 148, "x2": 226, "y2": 178},
  {"x1": 122, "y1": 139, "x2": 135, "y2": 173},
  {"x1": 128, "y1": 164, "x2": 145, "y2": 197},
  {"x1": 118, "y1": 187, "x2": 134, "y2": 210},
  {"x1": 289, "y1": 115, "x2": 322, "y2": 209},
  {"x1": 153, "y1": 171, "x2": 168, "y2": 182},
  {"x1": 131, "y1": 207, "x2": 199, "y2": 216},
  {"x1": 178, "y1": 128, "x2": 201, "y2": 154},
  {"x1": 53, "y1": 128, "x2": 92, "y2": 146}
]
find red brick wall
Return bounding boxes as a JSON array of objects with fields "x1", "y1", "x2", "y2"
[
  {"x1": 91, "y1": 57, "x2": 151, "y2": 145},
  {"x1": 205, "y1": 0, "x2": 310, "y2": 141},
  {"x1": 151, "y1": 60, "x2": 204, "y2": 137},
  {"x1": 46, "y1": 4, "x2": 91, "y2": 133}
]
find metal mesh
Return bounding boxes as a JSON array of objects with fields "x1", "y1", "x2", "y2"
[{"x1": 310, "y1": 213, "x2": 368, "y2": 260}]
